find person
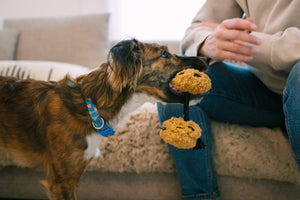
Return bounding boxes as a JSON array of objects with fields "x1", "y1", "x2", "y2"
[{"x1": 156, "y1": 0, "x2": 300, "y2": 199}]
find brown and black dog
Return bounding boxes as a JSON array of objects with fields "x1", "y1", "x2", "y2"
[{"x1": 0, "y1": 39, "x2": 207, "y2": 200}]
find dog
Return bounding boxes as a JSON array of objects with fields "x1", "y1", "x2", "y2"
[{"x1": 0, "y1": 39, "x2": 207, "y2": 200}]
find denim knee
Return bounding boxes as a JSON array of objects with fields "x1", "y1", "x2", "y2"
[
  {"x1": 283, "y1": 60, "x2": 300, "y2": 168},
  {"x1": 156, "y1": 102, "x2": 220, "y2": 199}
]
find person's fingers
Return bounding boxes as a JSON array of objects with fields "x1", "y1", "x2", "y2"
[
  {"x1": 246, "y1": 18, "x2": 254, "y2": 23},
  {"x1": 219, "y1": 40, "x2": 260, "y2": 56},
  {"x1": 217, "y1": 50, "x2": 254, "y2": 62},
  {"x1": 222, "y1": 18, "x2": 258, "y2": 31},
  {"x1": 216, "y1": 28, "x2": 261, "y2": 45},
  {"x1": 200, "y1": 34, "x2": 254, "y2": 61},
  {"x1": 199, "y1": 18, "x2": 262, "y2": 61}
]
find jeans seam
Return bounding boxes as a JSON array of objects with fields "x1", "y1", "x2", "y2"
[
  {"x1": 198, "y1": 108, "x2": 214, "y2": 190},
  {"x1": 283, "y1": 88, "x2": 300, "y2": 163}
]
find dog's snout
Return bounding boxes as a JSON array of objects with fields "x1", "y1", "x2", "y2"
[
  {"x1": 200, "y1": 57, "x2": 211, "y2": 65},
  {"x1": 176, "y1": 55, "x2": 209, "y2": 71}
]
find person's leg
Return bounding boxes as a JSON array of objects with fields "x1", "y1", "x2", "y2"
[
  {"x1": 157, "y1": 61, "x2": 285, "y2": 200},
  {"x1": 201, "y1": 62, "x2": 285, "y2": 128},
  {"x1": 157, "y1": 103, "x2": 219, "y2": 200},
  {"x1": 283, "y1": 60, "x2": 300, "y2": 168}
]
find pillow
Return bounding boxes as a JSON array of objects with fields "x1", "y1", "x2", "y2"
[
  {"x1": 3, "y1": 14, "x2": 109, "y2": 69},
  {"x1": 0, "y1": 60, "x2": 90, "y2": 81},
  {"x1": 0, "y1": 29, "x2": 19, "y2": 60}
]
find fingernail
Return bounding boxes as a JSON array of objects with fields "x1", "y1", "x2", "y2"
[
  {"x1": 255, "y1": 37, "x2": 262, "y2": 44},
  {"x1": 253, "y1": 47, "x2": 260, "y2": 54},
  {"x1": 251, "y1": 23, "x2": 257, "y2": 30},
  {"x1": 247, "y1": 56, "x2": 253, "y2": 61}
]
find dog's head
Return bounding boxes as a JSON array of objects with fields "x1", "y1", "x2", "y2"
[{"x1": 107, "y1": 39, "x2": 208, "y2": 102}]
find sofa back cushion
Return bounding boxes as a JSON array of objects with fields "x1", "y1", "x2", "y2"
[
  {"x1": 0, "y1": 29, "x2": 19, "y2": 60},
  {"x1": 3, "y1": 14, "x2": 109, "y2": 69}
]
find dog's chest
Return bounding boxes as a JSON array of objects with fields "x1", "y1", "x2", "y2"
[{"x1": 84, "y1": 132, "x2": 103, "y2": 161}]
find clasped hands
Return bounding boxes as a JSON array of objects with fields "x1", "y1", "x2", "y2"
[{"x1": 193, "y1": 18, "x2": 262, "y2": 62}]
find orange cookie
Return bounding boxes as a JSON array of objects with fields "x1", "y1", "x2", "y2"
[
  {"x1": 160, "y1": 117, "x2": 202, "y2": 149},
  {"x1": 171, "y1": 69, "x2": 211, "y2": 95}
]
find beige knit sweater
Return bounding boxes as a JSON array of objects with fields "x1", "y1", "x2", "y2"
[{"x1": 181, "y1": 0, "x2": 300, "y2": 94}]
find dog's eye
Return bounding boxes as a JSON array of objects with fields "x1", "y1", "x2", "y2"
[{"x1": 161, "y1": 51, "x2": 171, "y2": 59}]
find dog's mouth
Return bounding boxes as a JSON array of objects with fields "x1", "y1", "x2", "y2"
[
  {"x1": 166, "y1": 68, "x2": 205, "y2": 100},
  {"x1": 166, "y1": 70, "x2": 183, "y2": 97},
  {"x1": 165, "y1": 79, "x2": 203, "y2": 104},
  {"x1": 163, "y1": 55, "x2": 209, "y2": 102},
  {"x1": 168, "y1": 82, "x2": 183, "y2": 96},
  {"x1": 167, "y1": 80, "x2": 203, "y2": 104}
]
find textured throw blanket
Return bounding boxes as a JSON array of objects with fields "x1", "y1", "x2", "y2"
[
  {"x1": 1, "y1": 101, "x2": 299, "y2": 185},
  {"x1": 88, "y1": 102, "x2": 300, "y2": 185}
]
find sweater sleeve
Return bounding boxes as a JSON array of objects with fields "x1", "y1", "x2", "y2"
[
  {"x1": 180, "y1": 27, "x2": 214, "y2": 56},
  {"x1": 181, "y1": 0, "x2": 243, "y2": 56},
  {"x1": 249, "y1": 28, "x2": 300, "y2": 71}
]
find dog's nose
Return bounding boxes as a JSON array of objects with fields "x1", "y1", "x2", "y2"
[
  {"x1": 131, "y1": 39, "x2": 140, "y2": 51},
  {"x1": 200, "y1": 57, "x2": 211, "y2": 65}
]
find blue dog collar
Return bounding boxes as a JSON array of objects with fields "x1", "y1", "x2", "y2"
[{"x1": 85, "y1": 98, "x2": 115, "y2": 137}]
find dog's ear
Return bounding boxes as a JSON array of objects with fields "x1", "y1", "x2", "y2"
[{"x1": 107, "y1": 39, "x2": 142, "y2": 92}]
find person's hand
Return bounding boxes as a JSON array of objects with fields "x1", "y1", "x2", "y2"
[{"x1": 199, "y1": 18, "x2": 261, "y2": 62}]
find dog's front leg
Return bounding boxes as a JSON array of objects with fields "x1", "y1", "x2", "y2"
[
  {"x1": 43, "y1": 127, "x2": 90, "y2": 200},
  {"x1": 42, "y1": 179, "x2": 78, "y2": 200}
]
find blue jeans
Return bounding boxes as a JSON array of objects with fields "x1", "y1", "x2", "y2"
[{"x1": 157, "y1": 61, "x2": 300, "y2": 200}]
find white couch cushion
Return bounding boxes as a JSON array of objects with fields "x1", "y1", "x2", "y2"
[{"x1": 0, "y1": 60, "x2": 89, "y2": 81}]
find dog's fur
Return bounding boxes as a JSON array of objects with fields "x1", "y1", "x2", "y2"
[{"x1": 0, "y1": 39, "x2": 207, "y2": 200}]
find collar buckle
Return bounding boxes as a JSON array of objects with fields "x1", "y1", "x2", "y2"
[{"x1": 85, "y1": 98, "x2": 115, "y2": 137}]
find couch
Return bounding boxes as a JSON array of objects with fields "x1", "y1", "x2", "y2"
[{"x1": 0, "y1": 14, "x2": 299, "y2": 200}]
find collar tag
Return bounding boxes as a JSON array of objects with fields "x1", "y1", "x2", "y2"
[{"x1": 85, "y1": 98, "x2": 115, "y2": 137}]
